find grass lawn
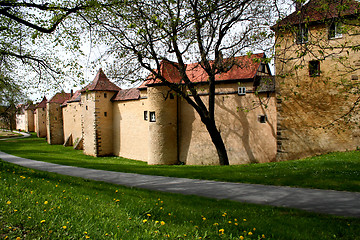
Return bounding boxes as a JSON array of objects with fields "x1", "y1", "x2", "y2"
[
  {"x1": 0, "y1": 130, "x2": 22, "y2": 139},
  {"x1": 1, "y1": 160, "x2": 360, "y2": 240},
  {"x1": 0, "y1": 133, "x2": 359, "y2": 192}
]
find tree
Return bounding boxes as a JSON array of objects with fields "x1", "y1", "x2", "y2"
[
  {"x1": 0, "y1": 0, "x2": 98, "y2": 96},
  {"x1": 84, "y1": 0, "x2": 281, "y2": 165}
]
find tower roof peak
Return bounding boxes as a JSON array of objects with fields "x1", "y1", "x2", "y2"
[{"x1": 81, "y1": 68, "x2": 121, "y2": 92}]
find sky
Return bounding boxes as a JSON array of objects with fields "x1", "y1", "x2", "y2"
[{"x1": 26, "y1": 0, "x2": 295, "y2": 102}]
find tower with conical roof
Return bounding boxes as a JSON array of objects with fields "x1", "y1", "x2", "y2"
[{"x1": 81, "y1": 68, "x2": 121, "y2": 156}]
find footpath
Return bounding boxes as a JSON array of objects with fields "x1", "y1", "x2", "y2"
[{"x1": 1, "y1": 151, "x2": 360, "y2": 218}]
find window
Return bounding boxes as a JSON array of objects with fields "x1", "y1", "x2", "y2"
[
  {"x1": 259, "y1": 115, "x2": 267, "y2": 123},
  {"x1": 144, "y1": 111, "x2": 148, "y2": 121},
  {"x1": 104, "y1": 93, "x2": 107, "y2": 98},
  {"x1": 260, "y1": 63, "x2": 266, "y2": 73},
  {"x1": 150, "y1": 112, "x2": 156, "y2": 122},
  {"x1": 238, "y1": 87, "x2": 246, "y2": 96},
  {"x1": 329, "y1": 22, "x2": 342, "y2": 39},
  {"x1": 170, "y1": 93, "x2": 174, "y2": 99},
  {"x1": 86, "y1": 106, "x2": 88, "y2": 110},
  {"x1": 296, "y1": 24, "x2": 308, "y2": 44},
  {"x1": 309, "y1": 60, "x2": 320, "y2": 77},
  {"x1": 104, "y1": 112, "x2": 107, "y2": 117}
]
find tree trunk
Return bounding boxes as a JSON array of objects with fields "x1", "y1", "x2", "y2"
[{"x1": 203, "y1": 117, "x2": 229, "y2": 165}]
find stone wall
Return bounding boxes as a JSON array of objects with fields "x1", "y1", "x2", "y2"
[
  {"x1": 275, "y1": 22, "x2": 360, "y2": 161},
  {"x1": 178, "y1": 82, "x2": 277, "y2": 165},
  {"x1": 16, "y1": 113, "x2": 26, "y2": 131},
  {"x1": 25, "y1": 110, "x2": 34, "y2": 132},
  {"x1": 35, "y1": 108, "x2": 47, "y2": 138},
  {"x1": 82, "y1": 92, "x2": 97, "y2": 156},
  {"x1": 113, "y1": 98, "x2": 149, "y2": 161},
  {"x1": 62, "y1": 102, "x2": 82, "y2": 146},
  {"x1": 46, "y1": 102, "x2": 65, "y2": 145}
]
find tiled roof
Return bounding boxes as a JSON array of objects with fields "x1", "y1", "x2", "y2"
[
  {"x1": 112, "y1": 88, "x2": 141, "y2": 101},
  {"x1": 64, "y1": 90, "x2": 81, "y2": 105},
  {"x1": 273, "y1": 0, "x2": 360, "y2": 29},
  {"x1": 25, "y1": 103, "x2": 36, "y2": 110},
  {"x1": 139, "y1": 53, "x2": 265, "y2": 88},
  {"x1": 48, "y1": 92, "x2": 71, "y2": 104},
  {"x1": 36, "y1": 96, "x2": 47, "y2": 108},
  {"x1": 81, "y1": 68, "x2": 121, "y2": 92}
]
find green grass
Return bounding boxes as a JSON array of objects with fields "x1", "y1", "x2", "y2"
[
  {"x1": 1, "y1": 160, "x2": 360, "y2": 240},
  {"x1": 0, "y1": 130, "x2": 22, "y2": 139},
  {"x1": 0, "y1": 133, "x2": 360, "y2": 192}
]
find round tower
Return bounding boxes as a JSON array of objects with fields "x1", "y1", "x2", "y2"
[{"x1": 147, "y1": 86, "x2": 178, "y2": 165}]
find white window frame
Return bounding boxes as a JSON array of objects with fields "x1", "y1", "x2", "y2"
[
  {"x1": 150, "y1": 112, "x2": 156, "y2": 122},
  {"x1": 329, "y1": 22, "x2": 342, "y2": 39},
  {"x1": 238, "y1": 87, "x2": 246, "y2": 96}
]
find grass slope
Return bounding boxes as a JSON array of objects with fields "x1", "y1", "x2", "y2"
[
  {"x1": 0, "y1": 133, "x2": 360, "y2": 192},
  {"x1": 1, "y1": 160, "x2": 360, "y2": 240}
]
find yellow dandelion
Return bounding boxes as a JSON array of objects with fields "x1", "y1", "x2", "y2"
[
  {"x1": 253, "y1": 228, "x2": 256, "y2": 231},
  {"x1": 202, "y1": 217, "x2": 206, "y2": 221},
  {"x1": 168, "y1": 213, "x2": 171, "y2": 216},
  {"x1": 143, "y1": 219, "x2": 148, "y2": 223},
  {"x1": 219, "y1": 229, "x2": 225, "y2": 234},
  {"x1": 49, "y1": 230, "x2": 53, "y2": 233},
  {"x1": 234, "y1": 218, "x2": 238, "y2": 221},
  {"x1": 147, "y1": 213, "x2": 151, "y2": 217},
  {"x1": 154, "y1": 230, "x2": 158, "y2": 233},
  {"x1": 6, "y1": 201, "x2": 11, "y2": 204},
  {"x1": 243, "y1": 219, "x2": 247, "y2": 222},
  {"x1": 240, "y1": 236, "x2": 244, "y2": 240},
  {"x1": 14, "y1": 209, "x2": 18, "y2": 212},
  {"x1": 84, "y1": 232, "x2": 88, "y2": 234},
  {"x1": 62, "y1": 226, "x2": 67, "y2": 229},
  {"x1": 213, "y1": 223, "x2": 219, "y2": 226},
  {"x1": 28, "y1": 217, "x2": 31, "y2": 219},
  {"x1": 155, "y1": 220, "x2": 159, "y2": 224},
  {"x1": 248, "y1": 232, "x2": 253, "y2": 235},
  {"x1": 16, "y1": 237, "x2": 21, "y2": 240},
  {"x1": 228, "y1": 221, "x2": 232, "y2": 224},
  {"x1": 44, "y1": 201, "x2": 48, "y2": 205},
  {"x1": 235, "y1": 223, "x2": 238, "y2": 226},
  {"x1": 160, "y1": 207, "x2": 163, "y2": 210},
  {"x1": 40, "y1": 220, "x2": 45, "y2": 223},
  {"x1": 115, "y1": 190, "x2": 118, "y2": 193},
  {"x1": 160, "y1": 221, "x2": 165, "y2": 225},
  {"x1": 262, "y1": 234, "x2": 266, "y2": 238},
  {"x1": 85, "y1": 236, "x2": 90, "y2": 239}
]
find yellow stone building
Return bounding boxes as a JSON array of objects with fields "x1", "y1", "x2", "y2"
[{"x1": 273, "y1": 0, "x2": 360, "y2": 161}]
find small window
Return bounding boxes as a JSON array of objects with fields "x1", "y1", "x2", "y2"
[
  {"x1": 104, "y1": 93, "x2": 107, "y2": 98},
  {"x1": 260, "y1": 63, "x2": 266, "y2": 73},
  {"x1": 150, "y1": 112, "x2": 156, "y2": 122},
  {"x1": 170, "y1": 93, "x2": 174, "y2": 99},
  {"x1": 309, "y1": 60, "x2": 320, "y2": 77},
  {"x1": 144, "y1": 111, "x2": 148, "y2": 121},
  {"x1": 86, "y1": 94, "x2": 89, "y2": 100},
  {"x1": 296, "y1": 24, "x2": 308, "y2": 44},
  {"x1": 104, "y1": 112, "x2": 107, "y2": 117},
  {"x1": 86, "y1": 106, "x2": 88, "y2": 110},
  {"x1": 329, "y1": 22, "x2": 342, "y2": 39},
  {"x1": 238, "y1": 87, "x2": 246, "y2": 96},
  {"x1": 259, "y1": 115, "x2": 267, "y2": 123}
]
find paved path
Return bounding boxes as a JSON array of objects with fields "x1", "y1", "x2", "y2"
[
  {"x1": 0, "y1": 130, "x2": 31, "y2": 140},
  {"x1": 1, "y1": 151, "x2": 360, "y2": 218}
]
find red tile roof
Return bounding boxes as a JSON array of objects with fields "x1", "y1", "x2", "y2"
[
  {"x1": 112, "y1": 88, "x2": 140, "y2": 101},
  {"x1": 48, "y1": 92, "x2": 71, "y2": 104},
  {"x1": 273, "y1": 0, "x2": 360, "y2": 29},
  {"x1": 139, "y1": 53, "x2": 265, "y2": 88},
  {"x1": 25, "y1": 103, "x2": 36, "y2": 110},
  {"x1": 81, "y1": 68, "x2": 121, "y2": 92},
  {"x1": 36, "y1": 96, "x2": 47, "y2": 108}
]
